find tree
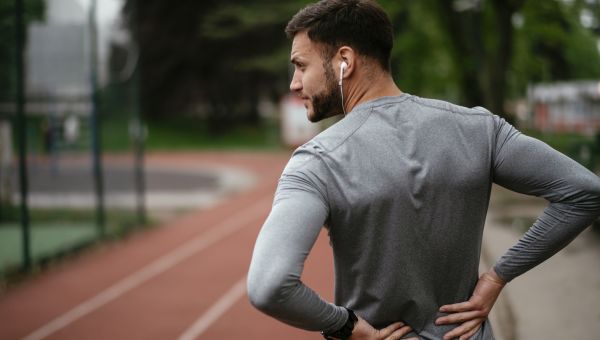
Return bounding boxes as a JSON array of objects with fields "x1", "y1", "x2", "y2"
[
  {"x1": 123, "y1": 0, "x2": 600, "y2": 129},
  {"x1": 510, "y1": 0, "x2": 600, "y2": 95},
  {"x1": 124, "y1": 0, "x2": 311, "y2": 132},
  {"x1": 382, "y1": 0, "x2": 600, "y2": 122},
  {"x1": 379, "y1": 1, "x2": 459, "y2": 101},
  {"x1": 418, "y1": 0, "x2": 525, "y2": 120}
]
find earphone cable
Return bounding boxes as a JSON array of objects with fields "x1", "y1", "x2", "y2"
[{"x1": 340, "y1": 83, "x2": 346, "y2": 116}]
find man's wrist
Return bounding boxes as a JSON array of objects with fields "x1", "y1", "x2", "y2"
[
  {"x1": 485, "y1": 269, "x2": 507, "y2": 286},
  {"x1": 321, "y1": 307, "x2": 358, "y2": 340}
]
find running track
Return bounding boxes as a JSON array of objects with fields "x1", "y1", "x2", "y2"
[{"x1": 0, "y1": 151, "x2": 335, "y2": 340}]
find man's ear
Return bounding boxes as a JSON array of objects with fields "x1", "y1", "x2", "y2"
[{"x1": 338, "y1": 46, "x2": 356, "y2": 81}]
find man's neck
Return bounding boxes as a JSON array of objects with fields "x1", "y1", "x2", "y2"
[{"x1": 344, "y1": 72, "x2": 402, "y2": 114}]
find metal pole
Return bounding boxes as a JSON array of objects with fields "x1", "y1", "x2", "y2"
[
  {"x1": 133, "y1": 0, "x2": 146, "y2": 226},
  {"x1": 89, "y1": 0, "x2": 105, "y2": 236},
  {"x1": 133, "y1": 75, "x2": 146, "y2": 226},
  {"x1": 15, "y1": 0, "x2": 31, "y2": 270}
]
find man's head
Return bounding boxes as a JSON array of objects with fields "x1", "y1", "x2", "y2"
[
  {"x1": 286, "y1": 0, "x2": 394, "y2": 122},
  {"x1": 286, "y1": 0, "x2": 394, "y2": 72}
]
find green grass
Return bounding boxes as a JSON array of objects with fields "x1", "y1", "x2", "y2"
[
  {"x1": 0, "y1": 222, "x2": 97, "y2": 275},
  {"x1": 0, "y1": 206, "x2": 149, "y2": 277},
  {"x1": 1, "y1": 205, "x2": 141, "y2": 228},
  {"x1": 12, "y1": 110, "x2": 284, "y2": 154},
  {"x1": 143, "y1": 118, "x2": 282, "y2": 151},
  {"x1": 100, "y1": 111, "x2": 283, "y2": 152}
]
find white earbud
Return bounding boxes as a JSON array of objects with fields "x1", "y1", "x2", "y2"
[
  {"x1": 339, "y1": 61, "x2": 348, "y2": 86},
  {"x1": 339, "y1": 61, "x2": 348, "y2": 115}
]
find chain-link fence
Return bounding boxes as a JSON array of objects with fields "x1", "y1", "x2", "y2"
[{"x1": 0, "y1": 0, "x2": 146, "y2": 277}]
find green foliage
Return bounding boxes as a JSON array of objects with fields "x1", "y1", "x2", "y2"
[
  {"x1": 124, "y1": 0, "x2": 600, "y2": 129},
  {"x1": 125, "y1": 0, "x2": 312, "y2": 132},
  {"x1": 381, "y1": 1, "x2": 458, "y2": 100},
  {"x1": 98, "y1": 99, "x2": 281, "y2": 151},
  {"x1": 565, "y1": 29, "x2": 600, "y2": 78},
  {"x1": 516, "y1": 1, "x2": 573, "y2": 82},
  {"x1": 511, "y1": 1, "x2": 600, "y2": 95},
  {"x1": 142, "y1": 116, "x2": 281, "y2": 151},
  {"x1": 201, "y1": 2, "x2": 306, "y2": 40}
]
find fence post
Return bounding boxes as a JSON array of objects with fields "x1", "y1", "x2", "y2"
[
  {"x1": 132, "y1": 0, "x2": 146, "y2": 226},
  {"x1": 89, "y1": 0, "x2": 106, "y2": 237},
  {"x1": 15, "y1": 0, "x2": 31, "y2": 270}
]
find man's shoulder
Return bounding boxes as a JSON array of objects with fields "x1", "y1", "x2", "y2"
[
  {"x1": 299, "y1": 113, "x2": 371, "y2": 155},
  {"x1": 405, "y1": 95, "x2": 493, "y2": 118},
  {"x1": 283, "y1": 143, "x2": 326, "y2": 175}
]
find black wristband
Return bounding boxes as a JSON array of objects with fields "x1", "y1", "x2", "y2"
[{"x1": 321, "y1": 307, "x2": 358, "y2": 340}]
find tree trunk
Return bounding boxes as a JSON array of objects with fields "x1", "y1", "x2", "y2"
[
  {"x1": 432, "y1": 1, "x2": 486, "y2": 108},
  {"x1": 433, "y1": 0, "x2": 525, "y2": 121},
  {"x1": 487, "y1": 0, "x2": 525, "y2": 123}
]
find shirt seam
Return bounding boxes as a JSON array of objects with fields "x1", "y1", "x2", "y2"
[
  {"x1": 282, "y1": 152, "x2": 331, "y2": 212},
  {"x1": 313, "y1": 95, "x2": 411, "y2": 154},
  {"x1": 406, "y1": 96, "x2": 492, "y2": 118},
  {"x1": 324, "y1": 107, "x2": 375, "y2": 154}
]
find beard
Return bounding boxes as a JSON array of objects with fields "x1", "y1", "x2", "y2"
[{"x1": 308, "y1": 62, "x2": 343, "y2": 123}]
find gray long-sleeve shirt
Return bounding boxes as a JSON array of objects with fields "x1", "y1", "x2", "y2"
[{"x1": 247, "y1": 94, "x2": 600, "y2": 339}]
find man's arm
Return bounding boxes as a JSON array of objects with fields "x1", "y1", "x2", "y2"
[
  {"x1": 247, "y1": 188, "x2": 348, "y2": 333},
  {"x1": 490, "y1": 117, "x2": 600, "y2": 281},
  {"x1": 247, "y1": 162, "x2": 415, "y2": 339},
  {"x1": 437, "y1": 116, "x2": 600, "y2": 338}
]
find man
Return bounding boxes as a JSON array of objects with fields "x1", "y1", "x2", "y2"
[{"x1": 247, "y1": 1, "x2": 600, "y2": 339}]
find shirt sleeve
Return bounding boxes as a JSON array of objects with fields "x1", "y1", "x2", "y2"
[
  {"x1": 247, "y1": 151, "x2": 348, "y2": 333},
  {"x1": 491, "y1": 116, "x2": 600, "y2": 282}
]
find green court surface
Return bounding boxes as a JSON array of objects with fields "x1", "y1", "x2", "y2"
[{"x1": 0, "y1": 223, "x2": 97, "y2": 274}]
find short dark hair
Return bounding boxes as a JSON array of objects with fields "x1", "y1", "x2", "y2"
[{"x1": 285, "y1": 0, "x2": 394, "y2": 72}]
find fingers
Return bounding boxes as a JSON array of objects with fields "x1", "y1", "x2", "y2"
[
  {"x1": 459, "y1": 324, "x2": 482, "y2": 340},
  {"x1": 442, "y1": 318, "x2": 483, "y2": 340},
  {"x1": 439, "y1": 301, "x2": 474, "y2": 313},
  {"x1": 436, "y1": 310, "x2": 482, "y2": 325},
  {"x1": 383, "y1": 324, "x2": 413, "y2": 340},
  {"x1": 376, "y1": 322, "x2": 405, "y2": 338}
]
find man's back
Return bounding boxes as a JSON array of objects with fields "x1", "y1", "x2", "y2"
[
  {"x1": 249, "y1": 92, "x2": 600, "y2": 339},
  {"x1": 283, "y1": 94, "x2": 498, "y2": 337}
]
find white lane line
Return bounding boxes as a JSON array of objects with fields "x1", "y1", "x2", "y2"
[
  {"x1": 177, "y1": 277, "x2": 247, "y2": 340},
  {"x1": 23, "y1": 198, "x2": 270, "y2": 340}
]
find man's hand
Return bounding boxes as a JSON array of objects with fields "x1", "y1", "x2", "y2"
[
  {"x1": 348, "y1": 316, "x2": 417, "y2": 340},
  {"x1": 435, "y1": 269, "x2": 506, "y2": 340}
]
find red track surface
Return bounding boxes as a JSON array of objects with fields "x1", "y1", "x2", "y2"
[{"x1": 0, "y1": 151, "x2": 334, "y2": 340}]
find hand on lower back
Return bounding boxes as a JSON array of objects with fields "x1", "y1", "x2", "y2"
[
  {"x1": 435, "y1": 269, "x2": 506, "y2": 340},
  {"x1": 349, "y1": 315, "x2": 417, "y2": 340}
]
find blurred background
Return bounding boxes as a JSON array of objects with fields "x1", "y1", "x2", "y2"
[{"x1": 0, "y1": 0, "x2": 599, "y2": 325}]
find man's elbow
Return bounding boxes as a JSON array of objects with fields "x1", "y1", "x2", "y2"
[
  {"x1": 246, "y1": 275, "x2": 273, "y2": 312},
  {"x1": 586, "y1": 175, "x2": 600, "y2": 211},
  {"x1": 567, "y1": 172, "x2": 600, "y2": 211},
  {"x1": 247, "y1": 270, "x2": 289, "y2": 314}
]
